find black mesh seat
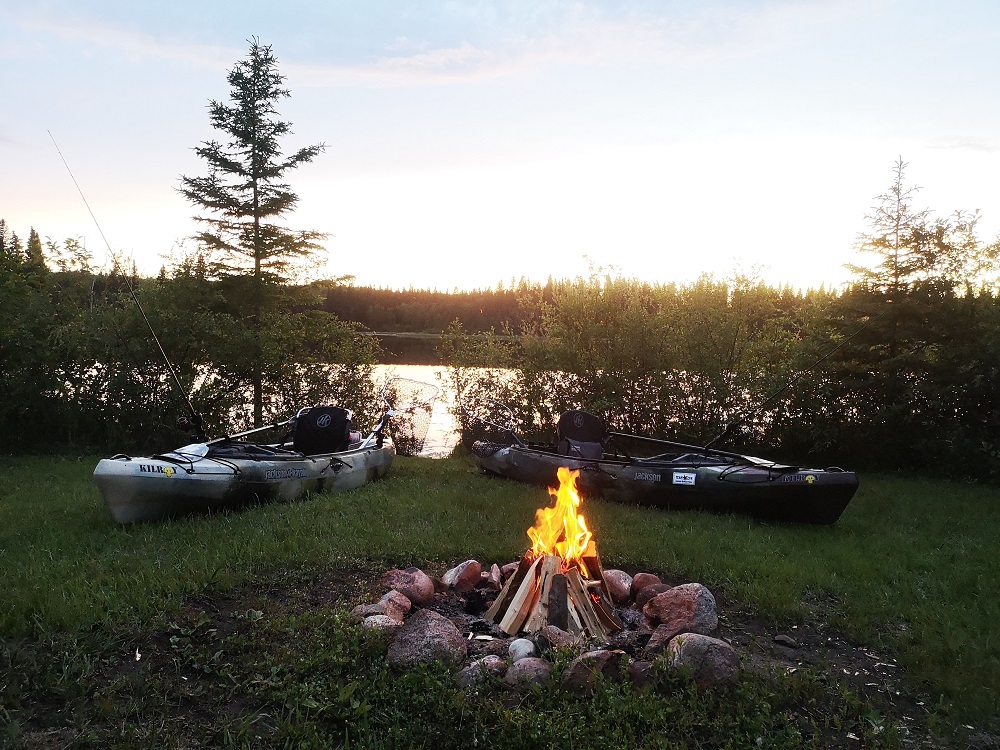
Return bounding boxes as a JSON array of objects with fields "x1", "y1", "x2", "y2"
[
  {"x1": 556, "y1": 410, "x2": 607, "y2": 460},
  {"x1": 292, "y1": 406, "x2": 353, "y2": 456}
]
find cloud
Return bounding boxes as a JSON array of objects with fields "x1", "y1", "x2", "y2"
[
  {"x1": 287, "y1": 0, "x2": 869, "y2": 87},
  {"x1": 927, "y1": 137, "x2": 1000, "y2": 153},
  {"x1": 12, "y1": 10, "x2": 240, "y2": 71},
  {"x1": 9, "y1": 0, "x2": 872, "y2": 89}
]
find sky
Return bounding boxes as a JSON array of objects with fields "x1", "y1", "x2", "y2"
[{"x1": 2, "y1": 0, "x2": 999, "y2": 292}]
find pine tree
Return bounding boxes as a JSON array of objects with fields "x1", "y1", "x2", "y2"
[{"x1": 179, "y1": 38, "x2": 327, "y2": 426}]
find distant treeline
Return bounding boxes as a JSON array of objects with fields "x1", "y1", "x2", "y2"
[{"x1": 316, "y1": 282, "x2": 537, "y2": 333}]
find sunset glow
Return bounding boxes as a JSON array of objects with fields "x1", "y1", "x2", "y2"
[{"x1": 3, "y1": 2, "x2": 999, "y2": 292}]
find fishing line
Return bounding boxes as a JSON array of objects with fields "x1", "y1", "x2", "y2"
[{"x1": 48, "y1": 130, "x2": 204, "y2": 438}]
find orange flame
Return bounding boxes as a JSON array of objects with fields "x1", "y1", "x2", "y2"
[{"x1": 527, "y1": 466, "x2": 592, "y2": 575}]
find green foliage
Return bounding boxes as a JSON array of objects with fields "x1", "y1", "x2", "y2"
[
  {"x1": 438, "y1": 319, "x2": 528, "y2": 446},
  {"x1": 446, "y1": 271, "x2": 809, "y2": 449},
  {"x1": 4, "y1": 155, "x2": 1000, "y2": 473},
  {"x1": 0, "y1": 244, "x2": 380, "y2": 452},
  {"x1": 320, "y1": 283, "x2": 526, "y2": 333}
]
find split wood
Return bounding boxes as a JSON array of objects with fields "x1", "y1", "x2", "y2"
[{"x1": 485, "y1": 543, "x2": 622, "y2": 641}]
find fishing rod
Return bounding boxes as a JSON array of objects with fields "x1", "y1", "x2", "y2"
[
  {"x1": 703, "y1": 298, "x2": 891, "y2": 449},
  {"x1": 48, "y1": 131, "x2": 205, "y2": 440}
]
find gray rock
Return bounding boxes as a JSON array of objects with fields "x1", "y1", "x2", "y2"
[
  {"x1": 381, "y1": 567, "x2": 437, "y2": 607},
  {"x1": 561, "y1": 649, "x2": 627, "y2": 694},
  {"x1": 616, "y1": 607, "x2": 647, "y2": 631},
  {"x1": 774, "y1": 633, "x2": 798, "y2": 648},
  {"x1": 387, "y1": 609, "x2": 467, "y2": 670},
  {"x1": 509, "y1": 638, "x2": 537, "y2": 662},
  {"x1": 457, "y1": 654, "x2": 506, "y2": 689},
  {"x1": 362, "y1": 614, "x2": 403, "y2": 633},
  {"x1": 606, "y1": 628, "x2": 642, "y2": 654},
  {"x1": 504, "y1": 656, "x2": 551, "y2": 688},
  {"x1": 668, "y1": 633, "x2": 740, "y2": 688}
]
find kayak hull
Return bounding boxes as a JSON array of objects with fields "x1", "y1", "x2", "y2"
[
  {"x1": 472, "y1": 441, "x2": 857, "y2": 525},
  {"x1": 94, "y1": 441, "x2": 395, "y2": 524}
]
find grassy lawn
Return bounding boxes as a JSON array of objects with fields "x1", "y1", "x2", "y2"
[{"x1": 1, "y1": 454, "x2": 998, "y2": 748}]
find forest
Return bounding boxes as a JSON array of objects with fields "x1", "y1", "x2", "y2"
[{"x1": 3, "y1": 157, "x2": 1000, "y2": 480}]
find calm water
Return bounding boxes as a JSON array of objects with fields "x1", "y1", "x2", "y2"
[{"x1": 373, "y1": 364, "x2": 458, "y2": 458}]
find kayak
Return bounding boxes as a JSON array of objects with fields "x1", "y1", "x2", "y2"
[
  {"x1": 94, "y1": 377, "x2": 440, "y2": 524},
  {"x1": 94, "y1": 437, "x2": 395, "y2": 524},
  {"x1": 468, "y1": 409, "x2": 858, "y2": 525}
]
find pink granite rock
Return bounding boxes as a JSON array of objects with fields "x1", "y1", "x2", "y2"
[
  {"x1": 634, "y1": 582, "x2": 671, "y2": 610},
  {"x1": 442, "y1": 559, "x2": 483, "y2": 593},
  {"x1": 504, "y1": 656, "x2": 551, "y2": 688},
  {"x1": 536, "y1": 624, "x2": 580, "y2": 651},
  {"x1": 602, "y1": 569, "x2": 633, "y2": 605},
  {"x1": 457, "y1": 654, "x2": 506, "y2": 689},
  {"x1": 351, "y1": 589, "x2": 411, "y2": 623},
  {"x1": 630, "y1": 572, "x2": 662, "y2": 600},
  {"x1": 628, "y1": 659, "x2": 655, "y2": 691},
  {"x1": 362, "y1": 614, "x2": 403, "y2": 633},
  {"x1": 642, "y1": 583, "x2": 718, "y2": 636},
  {"x1": 561, "y1": 650, "x2": 627, "y2": 694},
  {"x1": 381, "y1": 567, "x2": 436, "y2": 607}
]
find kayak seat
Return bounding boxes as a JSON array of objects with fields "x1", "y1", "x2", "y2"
[
  {"x1": 293, "y1": 406, "x2": 353, "y2": 456},
  {"x1": 556, "y1": 410, "x2": 607, "y2": 460}
]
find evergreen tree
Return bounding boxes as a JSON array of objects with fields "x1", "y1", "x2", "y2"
[
  {"x1": 0, "y1": 220, "x2": 21, "y2": 270},
  {"x1": 847, "y1": 157, "x2": 998, "y2": 295},
  {"x1": 846, "y1": 157, "x2": 929, "y2": 296},
  {"x1": 179, "y1": 38, "x2": 328, "y2": 426},
  {"x1": 24, "y1": 228, "x2": 49, "y2": 279}
]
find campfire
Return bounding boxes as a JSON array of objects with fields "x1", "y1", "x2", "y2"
[{"x1": 484, "y1": 467, "x2": 622, "y2": 641}]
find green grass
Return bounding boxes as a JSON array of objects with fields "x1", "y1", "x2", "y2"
[{"x1": 1, "y1": 455, "x2": 998, "y2": 747}]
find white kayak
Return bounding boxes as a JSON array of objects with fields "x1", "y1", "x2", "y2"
[
  {"x1": 93, "y1": 377, "x2": 440, "y2": 524},
  {"x1": 94, "y1": 437, "x2": 395, "y2": 524}
]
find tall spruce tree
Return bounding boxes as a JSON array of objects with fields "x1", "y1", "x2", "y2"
[
  {"x1": 847, "y1": 157, "x2": 998, "y2": 295},
  {"x1": 179, "y1": 39, "x2": 327, "y2": 427},
  {"x1": 846, "y1": 157, "x2": 931, "y2": 296}
]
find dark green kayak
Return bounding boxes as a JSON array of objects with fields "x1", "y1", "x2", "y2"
[{"x1": 471, "y1": 438, "x2": 858, "y2": 526}]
